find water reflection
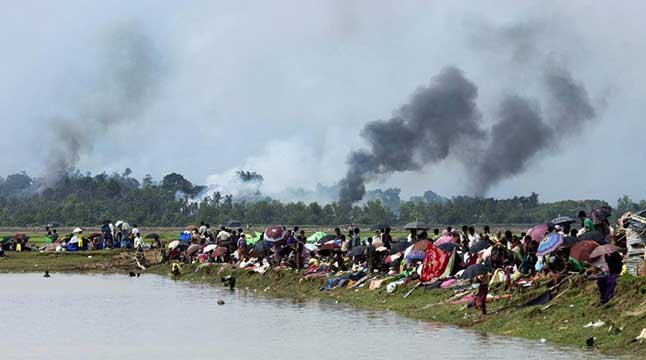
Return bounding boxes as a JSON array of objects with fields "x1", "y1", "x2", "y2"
[{"x1": 0, "y1": 273, "x2": 619, "y2": 360}]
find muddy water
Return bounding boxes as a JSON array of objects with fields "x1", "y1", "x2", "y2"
[{"x1": 0, "y1": 273, "x2": 613, "y2": 360}]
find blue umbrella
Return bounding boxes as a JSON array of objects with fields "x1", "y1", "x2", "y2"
[{"x1": 537, "y1": 233, "x2": 563, "y2": 256}]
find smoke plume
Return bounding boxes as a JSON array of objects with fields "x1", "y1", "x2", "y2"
[
  {"x1": 43, "y1": 22, "x2": 162, "y2": 187},
  {"x1": 338, "y1": 67, "x2": 484, "y2": 205},
  {"x1": 338, "y1": 19, "x2": 599, "y2": 204}
]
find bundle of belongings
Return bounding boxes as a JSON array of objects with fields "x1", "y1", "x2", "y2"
[{"x1": 618, "y1": 210, "x2": 646, "y2": 276}]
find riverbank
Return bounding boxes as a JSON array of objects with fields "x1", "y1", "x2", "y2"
[{"x1": 1, "y1": 251, "x2": 645, "y2": 356}]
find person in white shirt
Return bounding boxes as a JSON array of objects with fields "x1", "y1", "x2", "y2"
[
  {"x1": 468, "y1": 226, "x2": 480, "y2": 248},
  {"x1": 131, "y1": 225, "x2": 140, "y2": 237},
  {"x1": 217, "y1": 227, "x2": 231, "y2": 244},
  {"x1": 134, "y1": 233, "x2": 147, "y2": 250}
]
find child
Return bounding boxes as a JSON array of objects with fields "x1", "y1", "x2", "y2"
[{"x1": 475, "y1": 273, "x2": 490, "y2": 315}]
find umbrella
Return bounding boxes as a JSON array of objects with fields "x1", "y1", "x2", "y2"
[
  {"x1": 551, "y1": 215, "x2": 576, "y2": 225},
  {"x1": 168, "y1": 240, "x2": 180, "y2": 250},
  {"x1": 306, "y1": 231, "x2": 327, "y2": 244},
  {"x1": 469, "y1": 241, "x2": 490, "y2": 254},
  {"x1": 212, "y1": 247, "x2": 228, "y2": 257},
  {"x1": 589, "y1": 244, "x2": 621, "y2": 259},
  {"x1": 88, "y1": 232, "x2": 102, "y2": 239},
  {"x1": 320, "y1": 242, "x2": 341, "y2": 251},
  {"x1": 437, "y1": 242, "x2": 457, "y2": 252},
  {"x1": 403, "y1": 221, "x2": 429, "y2": 230},
  {"x1": 264, "y1": 226, "x2": 285, "y2": 242},
  {"x1": 226, "y1": 220, "x2": 242, "y2": 228},
  {"x1": 253, "y1": 240, "x2": 273, "y2": 254},
  {"x1": 580, "y1": 230, "x2": 607, "y2": 244},
  {"x1": 186, "y1": 244, "x2": 201, "y2": 255},
  {"x1": 13, "y1": 232, "x2": 27, "y2": 240},
  {"x1": 434, "y1": 234, "x2": 454, "y2": 246},
  {"x1": 73, "y1": 227, "x2": 83, "y2": 234},
  {"x1": 570, "y1": 240, "x2": 599, "y2": 263},
  {"x1": 537, "y1": 233, "x2": 564, "y2": 256},
  {"x1": 349, "y1": 246, "x2": 366, "y2": 257},
  {"x1": 186, "y1": 225, "x2": 198, "y2": 231},
  {"x1": 203, "y1": 244, "x2": 218, "y2": 253},
  {"x1": 412, "y1": 239, "x2": 432, "y2": 251},
  {"x1": 390, "y1": 241, "x2": 410, "y2": 253},
  {"x1": 317, "y1": 234, "x2": 336, "y2": 244},
  {"x1": 145, "y1": 233, "x2": 160, "y2": 240},
  {"x1": 527, "y1": 224, "x2": 549, "y2": 242},
  {"x1": 461, "y1": 264, "x2": 491, "y2": 279},
  {"x1": 561, "y1": 235, "x2": 580, "y2": 247},
  {"x1": 370, "y1": 223, "x2": 388, "y2": 231},
  {"x1": 404, "y1": 248, "x2": 425, "y2": 262}
]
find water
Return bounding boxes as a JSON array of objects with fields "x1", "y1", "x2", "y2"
[{"x1": 0, "y1": 273, "x2": 614, "y2": 360}]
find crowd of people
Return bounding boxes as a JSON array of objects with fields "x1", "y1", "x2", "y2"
[{"x1": 2, "y1": 207, "x2": 644, "y2": 313}]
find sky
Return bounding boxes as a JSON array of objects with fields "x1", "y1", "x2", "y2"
[{"x1": 1, "y1": 1, "x2": 645, "y2": 204}]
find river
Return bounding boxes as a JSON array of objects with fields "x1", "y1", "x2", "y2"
[{"x1": 0, "y1": 273, "x2": 615, "y2": 359}]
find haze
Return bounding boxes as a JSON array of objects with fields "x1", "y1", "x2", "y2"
[{"x1": 1, "y1": 1, "x2": 644, "y2": 203}]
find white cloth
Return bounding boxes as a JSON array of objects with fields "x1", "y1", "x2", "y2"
[
  {"x1": 217, "y1": 230, "x2": 231, "y2": 242},
  {"x1": 134, "y1": 236, "x2": 146, "y2": 249},
  {"x1": 468, "y1": 233, "x2": 480, "y2": 248},
  {"x1": 131, "y1": 227, "x2": 140, "y2": 236}
]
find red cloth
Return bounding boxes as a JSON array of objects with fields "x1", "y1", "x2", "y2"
[{"x1": 420, "y1": 242, "x2": 450, "y2": 282}]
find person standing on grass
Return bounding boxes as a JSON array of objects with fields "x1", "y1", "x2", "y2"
[
  {"x1": 366, "y1": 237, "x2": 376, "y2": 274},
  {"x1": 475, "y1": 273, "x2": 490, "y2": 315},
  {"x1": 382, "y1": 227, "x2": 392, "y2": 249},
  {"x1": 237, "y1": 233, "x2": 247, "y2": 262}
]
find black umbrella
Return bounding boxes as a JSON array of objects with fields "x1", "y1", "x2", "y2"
[
  {"x1": 317, "y1": 234, "x2": 336, "y2": 244},
  {"x1": 390, "y1": 241, "x2": 410, "y2": 253},
  {"x1": 253, "y1": 240, "x2": 273, "y2": 255},
  {"x1": 551, "y1": 215, "x2": 576, "y2": 225},
  {"x1": 561, "y1": 235, "x2": 580, "y2": 247},
  {"x1": 226, "y1": 220, "x2": 242, "y2": 228},
  {"x1": 436, "y1": 242, "x2": 457, "y2": 252},
  {"x1": 461, "y1": 264, "x2": 491, "y2": 279},
  {"x1": 349, "y1": 246, "x2": 366, "y2": 257},
  {"x1": 403, "y1": 221, "x2": 429, "y2": 230},
  {"x1": 469, "y1": 241, "x2": 490, "y2": 254},
  {"x1": 145, "y1": 233, "x2": 160, "y2": 240},
  {"x1": 580, "y1": 230, "x2": 607, "y2": 244}
]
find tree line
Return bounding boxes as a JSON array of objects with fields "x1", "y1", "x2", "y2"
[{"x1": 0, "y1": 170, "x2": 628, "y2": 227}]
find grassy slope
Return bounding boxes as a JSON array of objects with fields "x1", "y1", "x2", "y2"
[
  {"x1": 1, "y1": 251, "x2": 645, "y2": 356},
  {"x1": 151, "y1": 262, "x2": 646, "y2": 357}
]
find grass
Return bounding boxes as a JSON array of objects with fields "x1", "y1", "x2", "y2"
[{"x1": 148, "y1": 262, "x2": 646, "y2": 357}]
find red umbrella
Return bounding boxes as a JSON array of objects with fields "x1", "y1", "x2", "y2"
[
  {"x1": 570, "y1": 240, "x2": 599, "y2": 263},
  {"x1": 88, "y1": 232, "x2": 102, "y2": 239},
  {"x1": 13, "y1": 232, "x2": 27, "y2": 240},
  {"x1": 527, "y1": 224, "x2": 549, "y2": 242},
  {"x1": 186, "y1": 244, "x2": 201, "y2": 256},
  {"x1": 412, "y1": 239, "x2": 432, "y2": 251},
  {"x1": 589, "y1": 244, "x2": 620, "y2": 259},
  {"x1": 320, "y1": 243, "x2": 340, "y2": 251},
  {"x1": 264, "y1": 226, "x2": 285, "y2": 242},
  {"x1": 212, "y1": 247, "x2": 228, "y2": 257}
]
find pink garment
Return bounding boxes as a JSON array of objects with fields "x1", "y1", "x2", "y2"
[
  {"x1": 440, "y1": 279, "x2": 457, "y2": 288},
  {"x1": 434, "y1": 233, "x2": 454, "y2": 246}
]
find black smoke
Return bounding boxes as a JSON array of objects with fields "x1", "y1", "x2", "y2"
[
  {"x1": 338, "y1": 67, "x2": 484, "y2": 205},
  {"x1": 338, "y1": 65, "x2": 596, "y2": 203}
]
